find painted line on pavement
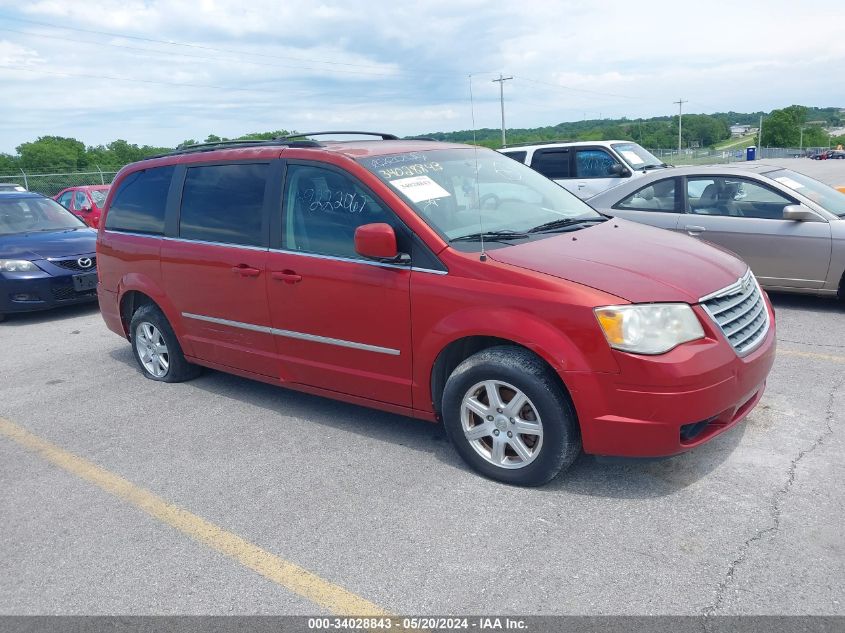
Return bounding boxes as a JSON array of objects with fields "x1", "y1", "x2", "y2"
[
  {"x1": 779, "y1": 349, "x2": 845, "y2": 363},
  {"x1": 0, "y1": 416, "x2": 390, "y2": 616}
]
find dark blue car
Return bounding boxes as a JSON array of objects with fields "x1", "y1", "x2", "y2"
[{"x1": 0, "y1": 191, "x2": 98, "y2": 321}]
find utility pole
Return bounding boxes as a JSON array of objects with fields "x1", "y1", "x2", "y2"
[
  {"x1": 799, "y1": 127, "x2": 804, "y2": 151},
  {"x1": 758, "y1": 115, "x2": 763, "y2": 151},
  {"x1": 492, "y1": 74, "x2": 513, "y2": 147},
  {"x1": 673, "y1": 98, "x2": 687, "y2": 153}
]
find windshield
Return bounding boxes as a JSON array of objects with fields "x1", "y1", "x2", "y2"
[
  {"x1": 0, "y1": 197, "x2": 87, "y2": 235},
  {"x1": 768, "y1": 169, "x2": 845, "y2": 217},
  {"x1": 90, "y1": 189, "x2": 109, "y2": 206},
  {"x1": 611, "y1": 143, "x2": 665, "y2": 170},
  {"x1": 359, "y1": 148, "x2": 602, "y2": 249}
]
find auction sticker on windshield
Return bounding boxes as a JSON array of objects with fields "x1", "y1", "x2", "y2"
[
  {"x1": 621, "y1": 150, "x2": 645, "y2": 165},
  {"x1": 389, "y1": 175, "x2": 452, "y2": 203},
  {"x1": 775, "y1": 176, "x2": 804, "y2": 190}
]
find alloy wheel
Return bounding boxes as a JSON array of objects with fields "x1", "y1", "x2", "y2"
[
  {"x1": 134, "y1": 321, "x2": 170, "y2": 378},
  {"x1": 461, "y1": 380, "x2": 544, "y2": 469}
]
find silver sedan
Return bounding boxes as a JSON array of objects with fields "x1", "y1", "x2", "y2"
[{"x1": 587, "y1": 164, "x2": 845, "y2": 298}]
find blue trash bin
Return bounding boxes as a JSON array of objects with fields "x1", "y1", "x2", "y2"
[{"x1": 746, "y1": 146, "x2": 757, "y2": 161}]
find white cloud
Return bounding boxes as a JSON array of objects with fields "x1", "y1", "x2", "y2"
[{"x1": 0, "y1": 0, "x2": 843, "y2": 153}]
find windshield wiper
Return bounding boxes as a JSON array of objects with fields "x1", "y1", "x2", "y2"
[
  {"x1": 642, "y1": 163, "x2": 668, "y2": 170},
  {"x1": 450, "y1": 230, "x2": 529, "y2": 243},
  {"x1": 527, "y1": 217, "x2": 606, "y2": 234}
]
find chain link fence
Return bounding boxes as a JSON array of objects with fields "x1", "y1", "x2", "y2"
[
  {"x1": 0, "y1": 147, "x2": 833, "y2": 196},
  {"x1": 646, "y1": 147, "x2": 830, "y2": 166},
  {"x1": 0, "y1": 168, "x2": 119, "y2": 197}
]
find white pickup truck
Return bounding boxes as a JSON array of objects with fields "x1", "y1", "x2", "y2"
[{"x1": 497, "y1": 140, "x2": 670, "y2": 199}]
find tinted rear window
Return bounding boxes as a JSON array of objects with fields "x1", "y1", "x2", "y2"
[
  {"x1": 179, "y1": 163, "x2": 268, "y2": 246},
  {"x1": 105, "y1": 166, "x2": 174, "y2": 234},
  {"x1": 530, "y1": 149, "x2": 571, "y2": 179},
  {"x1": 500, "y1": 150, "x2": 527, "y2": 163}
]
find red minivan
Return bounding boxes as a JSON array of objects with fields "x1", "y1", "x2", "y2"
[{"x1": 96, "y1": 133, "x2": 776, "y2": 485}]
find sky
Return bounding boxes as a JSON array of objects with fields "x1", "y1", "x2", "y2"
[{"x1": 0, "y1": 0, "x2": 844, "y2": 153}]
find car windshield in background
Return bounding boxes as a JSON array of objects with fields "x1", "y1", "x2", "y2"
[
  {"x1": 769, "y1": 169, "x2": 845, "y2": 217},
  {"x1": 90, "y1": 189, "x2": 108, "y2": 206},
  {"x1": 611, "y1": 143, "x2": 666, "y2": 170},
  {"x1": 0, "y1": 197, "x2": 87, "y2": 235},
  {"x1": 359, "y1": 148, "x2": 603, "y2": 248}
]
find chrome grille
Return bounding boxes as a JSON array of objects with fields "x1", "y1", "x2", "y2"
[
  {"x1": 700, "y1": 270, "x2": 769, "y2": 356},
  {"x1": 52, "y1": 257, "x2": 97, "y2": 271}
]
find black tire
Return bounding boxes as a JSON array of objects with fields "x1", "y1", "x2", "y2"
[
  {"x1": 129, "y1": 304, "x2": 201, "y2": 383},
  {"x1": 441, "y1": 345, "x2": 581, "y2": 486}
]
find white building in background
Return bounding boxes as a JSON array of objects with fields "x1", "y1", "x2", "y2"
[{"x1": 730, "y1": 124, "x2": 757, "y2": 137}]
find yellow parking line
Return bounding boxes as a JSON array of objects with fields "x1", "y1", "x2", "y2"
[
  {"x1": 0, "y1": 417, "x2": 389, "y2": 616},
  {"x1": 779, "y1": 349, "x2": 845, "y2": 363}
]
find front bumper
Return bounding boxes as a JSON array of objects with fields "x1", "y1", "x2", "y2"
[
  {"x1": 564, "y1": 303, "x2": 776, "y2": 457},
  {"x1": 0, "y1": 258, "x2": 98, "y2": 315}
]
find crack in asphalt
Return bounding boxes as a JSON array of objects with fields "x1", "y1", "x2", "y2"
[
  {"x1": 777, "y1": 337, "x2": 845, "y2": 349},
  {"x1": 702, "y1": 376, "x2": 843, "y2": 617}
]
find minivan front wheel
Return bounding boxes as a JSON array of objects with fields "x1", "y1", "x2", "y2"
[
  {"x1": 442, "y1": 345, "x2": 581, "y2": 486},
  {"x1": 129, "y1": 304, "x2": 200, "y2": 383}
]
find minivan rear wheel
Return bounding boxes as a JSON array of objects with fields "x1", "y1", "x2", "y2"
[
  {"x1": 442, "y1": 345, "x2": 581, "y2": 486},
  {"x1": 129, "y1": 304, "x2": 200, "y2": 383}
]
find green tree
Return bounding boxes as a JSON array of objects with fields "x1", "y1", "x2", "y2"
[
  {"x1": 0, "y1": 153, "x2": 18, "y2": 172},
  {"x1": 16, "y1": 136, "x2": 87, "y2": 172},
  {"x1": 236, "y1": 130, "x2": 291, "y2": 141},
  {"x1": 800, "y1": 126, "x2": 829, "y2": 148},
  {"x1": 761, "y1": 105, "x2": 809, "y2": 146}
]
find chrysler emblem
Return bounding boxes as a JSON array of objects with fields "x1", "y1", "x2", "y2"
[{"x1": 77, "y1": 257, "x2": 93, "y2": 269}]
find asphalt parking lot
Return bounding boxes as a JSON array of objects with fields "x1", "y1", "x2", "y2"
[{"x1": 1, "y1": 159, "x2": 843, "y2": 616}]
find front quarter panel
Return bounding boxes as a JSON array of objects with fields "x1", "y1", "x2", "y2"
[{"x1": 410, "y1": 253, "x2": 624, "y2": 413}]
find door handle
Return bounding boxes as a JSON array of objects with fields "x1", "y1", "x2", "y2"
[
  {"x1": 685, "y1": 225, "x2": 706, "y2": 235},
  {"x1": 231, "y1": 264, "x2": 262, "y2": 277},
  {"x1": 271, "y1": 270, "x2": 302, "y2": 284}
]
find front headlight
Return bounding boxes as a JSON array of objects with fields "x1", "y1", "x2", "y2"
[
  {"x1": 0, "y1": 260, "x2": 40, "y2": 273},
  {"x1": 594, "y1": 303, "x2": 704, "y2": 355}
]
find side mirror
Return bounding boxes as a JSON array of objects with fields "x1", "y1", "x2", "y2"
[
  {"x1": 610, "y1": 164, "x2": 631, "y2": 178},
  {"x1": 782, "y1": 204, "x2": 820, "y2": 222},
  {"x1": 354, "y1": 223, "x2": 408, "y2": 263}
]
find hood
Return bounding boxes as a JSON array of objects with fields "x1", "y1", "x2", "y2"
[
  {"x1": 0, "y1": 228, "x2": 97, "y2": 260},
  {"x1": 488, "y1": 219, "x2": 746, "y2": 303}
]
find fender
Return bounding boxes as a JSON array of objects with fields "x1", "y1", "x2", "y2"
[
  {"x1": 116, "y1": 274, "x2": 194, "y2": 355},
  {"x1": 413, "y1": 305, "x2": 621, "y2": 413}
]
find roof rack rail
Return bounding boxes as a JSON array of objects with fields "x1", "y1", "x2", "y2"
[
  {"x1": 500, "y1": 139, "x2": 576, "y2": 149},
  {"x1": 147, "y1": 131, "x2": 402, "y2": 160},
  {"x1": 403, "y1": 136, "x2": 438, "y2": 141},
  {"x1": 149, "y1": 138, "x2": 322, "y2": 159},
  {"x1": 283, "y1": 131, "x2": 399, "y2": 140}
]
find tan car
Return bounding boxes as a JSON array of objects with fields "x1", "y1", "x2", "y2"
[{"x1": 588, "y1": 164, "x2": 845, "y2": 298}]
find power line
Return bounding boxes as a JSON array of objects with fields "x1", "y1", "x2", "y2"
[
  {"x1": 0, "y1": 14, "x2": 396, "y2": 70},
  {"x1": 0, "y1": 26, "x2": 402, "y2": 78},
  {"x1": 0, "y1": 15, "x2": 488, "y2": 78},
  {"x1": 0, "y1": 63, "x2": 314, "y2": 95},
  {"x1": 514, "y1": 75, "x2": 642, "y2": 100}
]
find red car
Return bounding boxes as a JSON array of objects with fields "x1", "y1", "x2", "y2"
[
  {"x1": 55, "y1": 185, "x2": 110, "y2": 228},
  {"x1": 96, "y1": 133, "x2": 776, "y2": 485}
]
